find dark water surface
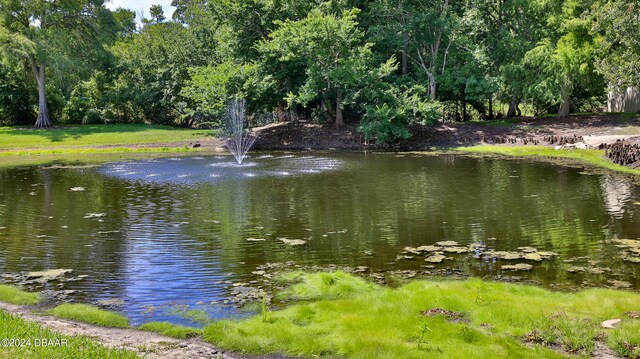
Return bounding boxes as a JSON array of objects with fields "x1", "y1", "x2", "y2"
[{"x1": 0, "y1": 153, "x2": 639, "y2": 325}]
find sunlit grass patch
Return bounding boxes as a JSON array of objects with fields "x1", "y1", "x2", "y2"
[
  {"x1": 454, "y1": 145, "x2": 640, "y2": 176},
  {"x1": 0, "y1": 285, "x2": 40, "y2": 305},
  {"x1": 47, "y1": 304, "x2": 129, "y2": 328},
  {"x1": 138, "y1": 321, "x2": 201, "y2": 339},
  {"x1": 276, "y1": 270, "x2": 378, "y2": 301},
  {"x1": 0, "y1": 124, "x2": 213, "y2": 149},
  {"x1": 203, "y1": 273, "x2": 640, "y2": 359},
  {"x1": 0, "y1": 310, "x2": 137, "y2": 358},
  {"x1": 609, "y1": 320, "x2": 640, "y2": 358}
]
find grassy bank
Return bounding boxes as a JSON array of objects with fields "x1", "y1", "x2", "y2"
[
  {"x1": 204, "y1": 271, "x2": 640, "y2": 359},
  {"x1": 453, "y1": 145, "x2": 640, "y2": 176},
  {"x1": 0, "y1": 310, "x2": 138, "y2": 358},
  {"x1": 139, "y1": 322, "x2": 201, "y2": 339},
  {"x1": 0, "y1": 124, "x2": 212, "y2": 150},
  {"x1": 0, "y1": 124, "x2": 219, "y2": 168},
  {"x1": 0, "y1": 285, "x2": 39, "y2": 305},
  {"x1": 47, "y1": 304, "x2": 130, "y2": 328}
]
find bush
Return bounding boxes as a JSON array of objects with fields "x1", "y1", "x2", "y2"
[
  {"x1": 0, "y1": 64, "x2": 36, "y2": 125},
  {"x1": 82, "y1": 108, "x2": 105, "y2": 124}
]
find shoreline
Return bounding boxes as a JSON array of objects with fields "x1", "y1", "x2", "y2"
[
  {"x1": 4, "y1": 272, "x2": 637, "y2": 359},
  {"x1": 0, "y1": 114, "x2": 639, "y2": 177},
  {"x1": 0, "y1": 300, "x2": 288, "y2": 359}
]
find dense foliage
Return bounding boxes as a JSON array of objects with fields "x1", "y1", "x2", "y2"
[{"x1": 0, "y1": 0, "x2": 638, "y2": 142}]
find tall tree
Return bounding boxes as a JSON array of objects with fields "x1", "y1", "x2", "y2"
[
  {"x1": 592, "y1": 0, "x2": 640, "y2": 89},
  {"x1": 365, "y1": 0, "x2": 457, "y2": 100},
  {"x1": 148, "y1": 4, "x2": 166, "y2": 24},
  {"x1": 524, "y1": 0, "x2": 601, "y2": 118},
  {"x1": 258, "y1": 8, "x2": 374, "y2": 128},
  {"x1": 0, "y1": 0, "x2": 116, "y2": 127}
]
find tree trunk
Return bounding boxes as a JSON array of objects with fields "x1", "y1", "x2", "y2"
[
  {"x1": 488, "y1": 95, "x2": 494, "y2": 120},
  {"x1": 428, "y1": 72, "x2": 436, "y2": 100},
  {"x1": 335, "y1": 90, "x2": 344, "y2": 128},
  {"x1": 401, "y1": 33, "x2": 408, "y2": 75},
  {"x1": 460, "y1": 84, "x2": 467, "y2": 122},
  {"x1": 507, "y1": 94, "x2": 517, "y2": 118},
  {"x1": 34, "y1": 64, "x2": 52, "y2": 128},
  {"x1": 558, "y1": 94, "x2": 571, "y2": 119}
]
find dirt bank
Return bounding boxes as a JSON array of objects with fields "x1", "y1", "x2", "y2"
[{"x1": 251, "y1": 114, "x2": 640, "y2": 169}]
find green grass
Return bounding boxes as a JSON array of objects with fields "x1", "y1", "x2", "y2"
[
  {"x1": 0, "y1": 285, "x2": 40, "y2": 305},
  {"x1": 138, "y1": 322, "x2": 201, "y2": 339},
  {"x1": 203, "y1": 272, "x2": 640, "y2": 359},
  {"x1": 168, "y1": 307, "x2": 211, "y2": 325},
  {"x1": 609, "y1": 320, "x2": 640, "y2": 358},
  {"x1": 453, "y1": 145, "x2": 640, "y2": 176},
  {"x1": 47, "y1": 304, "x2": 130, "y2": 328},
  {"x1": 0, "y1": 310, "x2": 138, "y2": 358},
  {"x1": 0, "y1": 124, "x2": 212, "y2": 150},
  {"x1": 276, "y1": 271, "x2": 377, "y2": 301},
  {"x1": 0, "y1": 149, "x2": 221, "y2": 170}
]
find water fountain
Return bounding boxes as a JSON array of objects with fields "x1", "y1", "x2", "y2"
[{"x1": 223, "y1": 99, "x2": 259, "y2": 164}]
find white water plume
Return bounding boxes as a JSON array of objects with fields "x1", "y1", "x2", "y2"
[{"x1": 223, "y1": 99, "x2": 259, "y2": 164}]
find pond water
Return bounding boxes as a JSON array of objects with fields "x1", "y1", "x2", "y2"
[{"x1": 0, "y1": 153, "x2": 639, "y2": 325}]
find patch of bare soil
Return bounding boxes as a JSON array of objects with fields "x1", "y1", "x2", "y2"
[
  {"x1": 252, "y1": 121, "x2": 363, "y2": 150},
  {"x1": 252, "y1": 114, "x2": 640, "y2": 169},
  {"x1": 0, "y1": 302, "x2": 290, "y2": 359}
]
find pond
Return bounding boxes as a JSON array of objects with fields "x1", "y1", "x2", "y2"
[{"x1": 0, "y1": 153, "x2": 639, "y2": 326}]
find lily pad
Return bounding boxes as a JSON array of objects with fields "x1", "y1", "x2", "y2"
[
  {"x1": 396, "y1": 255, "x2": 416, "y2": 261},
  {"x1": 517, "y1": 247, "x2": 537, "y2": 253},
  {"x1": 502, "y1": 263, "x2": 533, "y2": 271},
  {"x1": 27, "y1": 269, "x2": 73, "y2": 282},
  {"x1": 416, "y1": 245, "x2": 443, "y2": 252},
  {"x1": 622, "y1": 256, "x2": 640, "y2": 263},
  {"x1": 96, "y1": 298, "x2": 125, "y2": 307},
  {"x1": 523, "y1": 253, "x2": 543, "y2": 261},
  {"x1": 486, "y1": 251, "x2": 522, "y2": 260},
  {"x1": 425, "y1": 254, "x2": 447, "y2": 263},
  {"x1": 536, "y1": 251, "x2": 558, "y2": 258},
  {"x1": 435, "y1": 241, "x2": 458, "y2": 247},
  {"x1": 608, "y1": 280, "x2": 632, "y2": 289},
  {"x1": 403, "y1": 247, "x2": 421, "y2": 255},
  {"x1": 442, "y1": 246, "x2": 469, "y2": 254},
  {"x1": 279, "y1": 238, "x2": 306, "y2": 246}
]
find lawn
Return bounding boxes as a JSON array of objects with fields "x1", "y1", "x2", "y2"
[{"x1": 0, "y1": 124, "x2": 213, "y2": 150}]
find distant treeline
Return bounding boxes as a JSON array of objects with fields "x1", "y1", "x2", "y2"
[{"x1": 0, "y1": 0, "x2": 638, "y2": 142}]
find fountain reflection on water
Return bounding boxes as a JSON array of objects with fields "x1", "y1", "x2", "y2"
[{"x1": 223, "y1": 99, "x2": 259, "y2": 164}]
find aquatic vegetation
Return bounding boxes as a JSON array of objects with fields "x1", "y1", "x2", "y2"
[
  {"x1": 168, "y1": 306, "x2": 211, "y2": 325},
  {"x1": 425, "y1": 254, "x2": 447, "y2": 263},
  {"x1": 0, "y1": 310, "x2": 137, "y2": 358},
  {"x1": 27, "y1": 268, "x2": 73, "y2": 281},
  {"x1": 48, "y1": 304, "x2": 130, "y2": 328},
  {"x1": 203, "y1": 272, "x2": 640, "y2": 359},
  {"x1": 138, "y1": 322, "x2": 201, "y2": 339},
  {"x1": 278, "y1": 238, "x2": 307, "y2": 246},
  {"x1": 502, "y1": 263, "x2": 533, "y2": 271},
  {"x1": 0, "y1": 284, "x2": 40, "y2": 305},
  {"x1": 276, "y1": 271, "x2": 377, "y2": 301},
  {"x1": 612, "y1": 239, "x2": 640, "y2": 263}
]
